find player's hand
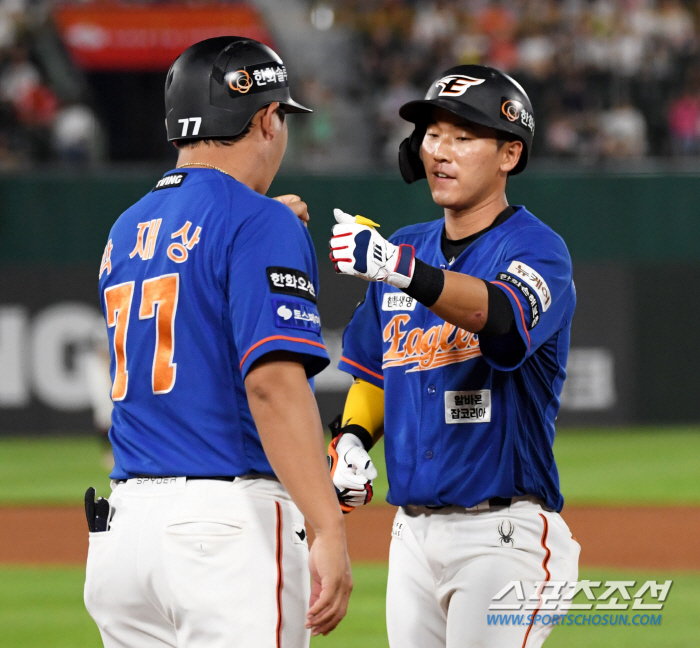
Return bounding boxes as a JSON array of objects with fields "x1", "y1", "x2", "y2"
[
  {"x1": 307, "y1": 528, "x2": 353, "y2": 636},
  {"x1": 328, "y1": 432, "x2": 377, "y2": 513},
  {"x1": 329, "y1": 208, "x2": 415, "y2": 288},
  {"x1": 274, "y1": 194, "x2": 309, "y2": 227}
]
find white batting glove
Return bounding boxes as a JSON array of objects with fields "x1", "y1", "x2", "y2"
[
  {"x1": 329, "y1": 208, "x2": 416, "y2": 289},
  {"x1": 328, "y1": 432, "x2": 378, "y2": 513}
]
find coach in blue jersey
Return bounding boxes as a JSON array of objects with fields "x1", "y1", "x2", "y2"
[
  {"x1": 85, "y1": 37, "x2": 352, "y2": 648},
  {"x1": 327, "y1": 66, "x2": 581, "y2": 648}
]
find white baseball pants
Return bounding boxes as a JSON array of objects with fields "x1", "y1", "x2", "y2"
[
  {"x1": 386, "y1": 498, "x2": 580, "y2": 648},
  {"x1": 84, "y1": 476, "x2": 310, "y2": 648}
]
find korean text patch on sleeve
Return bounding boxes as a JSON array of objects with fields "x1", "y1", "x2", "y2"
[{"x1": 266, "y1": 266, "x2": 317, "y2": 303}]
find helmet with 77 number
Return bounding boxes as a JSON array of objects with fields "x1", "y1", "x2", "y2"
[
  {"x1": 165, "y1": 36, "x2": 311, "y2": 142},
  {"x1": 398, "y1": 64, "x2": 535, "y2": 183}
]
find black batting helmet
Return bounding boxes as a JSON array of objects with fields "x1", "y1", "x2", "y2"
[
  {"x1": 398, "y1": 65, "x2": 534, "y2": 183},
  {"x1": 165, "y1": 36, "x2": 311, "y2": 142}
]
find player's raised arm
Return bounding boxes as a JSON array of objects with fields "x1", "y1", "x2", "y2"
[{"x1": 329, "y1": 211, "x2": 514, "y2": 337}]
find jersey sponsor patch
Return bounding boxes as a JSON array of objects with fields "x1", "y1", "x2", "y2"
[
  {"x1": 496, "y1": 273, "x2": 540, "y2": 329},
  {"x1": 382, "y1": 293, "x2": 417, "y2": 311},
  {"x1": 273, "y1": 299, "x2": 321, "y2": 334},
  {"x1": 444, "y1": 390, "x2": 491, "y2": 424},
  {"x1": 507, "y1": 261, "x2": 551, "y2": 312},
  {"x1": 391, "y1": 520, "x2": 405, "y2": 540},
  {"x1": 267, "y1": 266, "x2": 317, "y2": 303},
  {"x1": 152, "y1": 173, "x2": 187, "y2": 191}
]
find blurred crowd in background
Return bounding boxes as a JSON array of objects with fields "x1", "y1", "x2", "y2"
[
  {"x1": 330, "y1": 0, "x2": 700, "y2": 166},
  {"x1": 4, "y1": 0, "x2": 700, "y2": 169},
  {"x1": 0, "y1": 0, "x2": 103, "y2": 168}
]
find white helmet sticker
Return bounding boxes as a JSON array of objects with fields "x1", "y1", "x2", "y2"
[{"x1": 435, "y1": 75, "x2": 485, "y2": 97}]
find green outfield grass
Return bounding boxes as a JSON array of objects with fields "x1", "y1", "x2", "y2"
[
  {"x1": 0, "y1": 437, "x2": 113, "y2": 505},
  {"x1": 553, "y1": 428, "x2": 700, "y2": 505},
  {"x1": 0, "y1": 565, "x2": 697, "y2": 648},
  {"x1": 1, "y1": 427, "x2": 699, "y2": 505}
]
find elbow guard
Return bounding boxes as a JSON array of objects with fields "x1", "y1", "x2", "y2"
[{"x1": 479, "y1": 281, "x2": 516, "y2": 337}]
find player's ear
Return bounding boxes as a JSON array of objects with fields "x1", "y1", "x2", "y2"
[
  {"x1": 500, "y1": 140, "x2": 523, "y2": 174},
  {"x1": 259, "y1": 102, "x2": 282, "y2": 141}
]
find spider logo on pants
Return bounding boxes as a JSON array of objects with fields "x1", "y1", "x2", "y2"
[{"x1": 498, "y1": 520, "x2": 515, "y2": 547}]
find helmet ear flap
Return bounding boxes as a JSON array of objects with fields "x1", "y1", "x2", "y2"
[{"x1": 398, "y1": 125, "x2": 427, "y2": 184}]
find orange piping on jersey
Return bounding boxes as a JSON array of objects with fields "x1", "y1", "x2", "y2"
[
  {"x1": 275, "y1": 501, "x2": 283, "y2": 648},
  {"x1": 240, "y1": 336, "x2": 326, "y2": 369},
  {"x1": 521, "y1": 514, "x2": 551, "y2": 648},
  {"x1": 383, "y1": 348, "x2": 481, "y2": 372},
  {"x1": 491, "y1": 281, "x2": 531, "y2": 349},
  {"x1": 340, "y1": 356, "x2": 384, "y2": 381}
]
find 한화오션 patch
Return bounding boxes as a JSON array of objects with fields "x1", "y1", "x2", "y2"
[{"x1": 267, "y1": 267, "x2": 317, "y2": 303}]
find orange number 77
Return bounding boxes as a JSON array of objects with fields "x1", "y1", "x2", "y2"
[{"x1": 104, "y1": 273, "x2": 179, "y2": 401}]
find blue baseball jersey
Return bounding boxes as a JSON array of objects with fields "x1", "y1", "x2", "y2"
[
  {"x1": 338, "y1": 206, "x2": 574, "y2": 512},
  {"x1": 98, "y1": 168, "x2": 329, "y2": 479}
]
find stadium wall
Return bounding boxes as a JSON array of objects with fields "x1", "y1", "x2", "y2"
[{"x1": 0, "y1": 172, "x2": 698, "y2": 432}]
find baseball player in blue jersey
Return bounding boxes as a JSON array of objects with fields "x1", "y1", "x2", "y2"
[
  {"x1": 84, "y1": 37, "x2": 352, "y2": 648},
  {"x1": 327, "y1": 66, "x2": 580, "y2": 647}
]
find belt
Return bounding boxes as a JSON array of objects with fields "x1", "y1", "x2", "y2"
[
  {"x1": 115, "y1": 475, "x2": 238, "y2": 484},
  {"x1": 118, "y1": 475, "x2": 282, "y2": 483},
  {"x1": 425, "y1": 496, "x2": 512, "y2": 511}
]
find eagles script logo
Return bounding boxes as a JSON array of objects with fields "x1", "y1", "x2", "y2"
[
  {"x1": 435, "y1": 75, "x2": 485, "y2": 97},
  {"x1": 383, "y1": 315, "x2": 481, "y2": 372}
]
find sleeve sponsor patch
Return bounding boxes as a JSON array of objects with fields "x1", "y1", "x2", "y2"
[
  {"x1": 382, "y1": 292, "x2": 417, "y2": 311},
  {"x1": 273, "y1": 299, "x2": 321, "y2": 334},
  {"x1": 444, "y1": 390, "x2": 491, "y2": 424},
  {"x1": 496, "y1": 273, "x2": 540, "y2": 329},
  {"x1": 267, "y1": 267, "x2": 317, "y2": 303},
  {"x1": 506, "y1": 260, "x2": 551, "y2": 312},
  {"x1": 152, "y1": 173, "x2": 187, "y2": 191}
]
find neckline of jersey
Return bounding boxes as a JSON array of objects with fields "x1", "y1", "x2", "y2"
[{"x1": 441, "y1": 205, "x2": 518, "y2": 265}]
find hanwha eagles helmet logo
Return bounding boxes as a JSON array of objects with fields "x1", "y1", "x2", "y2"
[
  {"x1": 502, "y1": 99, "x2": 521, "y2": 122},
  {"x1": 435, "y1": 74, "x2": 485, "y2": 97},
  {"x1": 227, "y1": 69, "x2": 253, "y2": 94}
]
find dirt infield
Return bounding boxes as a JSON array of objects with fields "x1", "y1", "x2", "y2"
[{"x1": 1, "y1": 504, "x2": 698, "y2": 569}]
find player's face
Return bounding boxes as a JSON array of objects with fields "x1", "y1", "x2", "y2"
[{"x1": 421, "y1": 109, "x2": 518, "y2": 212}]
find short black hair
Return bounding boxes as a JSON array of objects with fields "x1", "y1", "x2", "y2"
[
  {"x1": 174, "y1": 105, "x2": 285, "y2": 149},
  {"x1": 497, "y1": 134, "x2": 516, "y2": 149}
]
